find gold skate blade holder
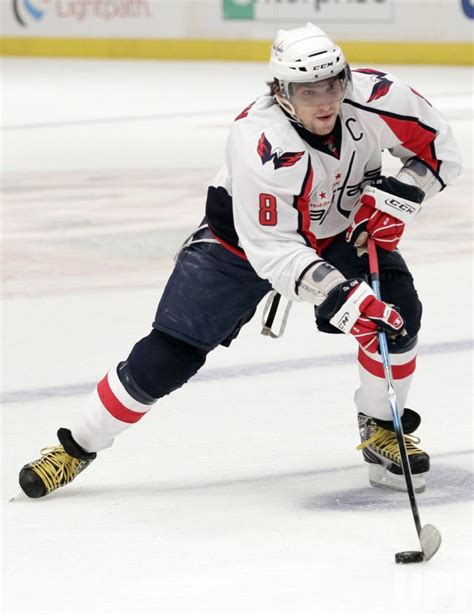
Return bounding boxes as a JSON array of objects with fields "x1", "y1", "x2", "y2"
[{"x1": 261, "y1": 291, "x2": 293, "y2": 338}]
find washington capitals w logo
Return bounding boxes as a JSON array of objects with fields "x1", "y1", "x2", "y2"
[
  {"x1": 257, "y1": 133, "x2": 305, "y2": 170},
  {"x1": 354, "y1": 68, "x2": 394, "y2": 103}
]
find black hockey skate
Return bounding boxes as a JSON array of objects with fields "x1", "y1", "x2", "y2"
[
  {"x1": 357, "y1": 409, "x2": 430, "y2": 493},
  {"x1": 19, "y1": 428, "x2": 96, "y2": 499}
]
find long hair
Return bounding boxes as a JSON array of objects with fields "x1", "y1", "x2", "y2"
[{"x1": 267, "y1": 79, "x2": 281, "y2": 96}]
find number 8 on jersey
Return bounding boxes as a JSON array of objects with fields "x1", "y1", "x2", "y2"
[{"x1": 259, "y1": 193, "x2": 278, "y2": 226}]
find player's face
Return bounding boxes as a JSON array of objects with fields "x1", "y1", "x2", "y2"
[{"x1": 289, "y1": 77, "x2": 344, "y2": 135}]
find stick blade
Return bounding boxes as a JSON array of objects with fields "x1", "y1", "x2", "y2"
[{"x1": 420, "y1": 524, "x2": 442, "y2": 561}]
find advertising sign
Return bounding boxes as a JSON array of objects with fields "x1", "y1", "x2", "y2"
[
  {"x1": 460, "y1": 0, "x2": 474, "y2": 18},
  {"x1": 0, "y1": 0, "x2": 471, "y2": 62},
  {"x1": 9, "y1": 0, "x2": 152, "y2": 31},
  {"x1": 223, "y1": 0, "x2": 393, "y2": 22}
]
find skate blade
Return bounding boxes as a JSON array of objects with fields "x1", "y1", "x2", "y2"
[{"x1": 368, "y1": 464, "x2": 426, "y2": 493}]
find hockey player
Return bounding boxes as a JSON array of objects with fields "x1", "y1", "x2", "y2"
[{"x1": 19, "y1": 23, "x2": 461, "y2": 498}]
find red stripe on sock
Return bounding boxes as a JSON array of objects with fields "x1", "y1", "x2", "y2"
[
  {"x1": 358, "y1": 349, "x2": 417, "y2": 379},
  {"x1": 97, "y1": 374, "x2": 146, "y2": 424}
]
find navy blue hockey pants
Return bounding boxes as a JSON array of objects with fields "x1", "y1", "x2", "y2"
[{"x1": 126, "y1": 229, "x2": 422, "y2": 401}]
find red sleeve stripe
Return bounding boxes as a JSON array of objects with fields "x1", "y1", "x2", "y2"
[
  {"x1": 97, "y1": 374, "x2": 147, "y2": 424},
  {"x1": 235, "y1": 100, "x2": 256, "y2": 121},
  {"x1": 344, "y1": 100, "x2": 441, "y2": 174},
  {"x1": 293, "y1": 158, "x2": 318, "y2": 250},
  {"x1": 379, "y1": 114, "x2": 440, "y2": 174},
  {"x1": 358, "y1": 348, "x2": 417, "y2": 380}
]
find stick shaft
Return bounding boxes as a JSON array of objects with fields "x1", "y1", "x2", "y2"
[{"x1": 367, "y1": 239, "x2": 423, "y2": 537}]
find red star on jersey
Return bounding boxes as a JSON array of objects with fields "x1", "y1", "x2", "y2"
[
  {"x1": 335, "y1": 172, "x2": 342, "y2": 182},
  {"x1": 319, "y1": 191, "x2": 327, "y2": 199}
]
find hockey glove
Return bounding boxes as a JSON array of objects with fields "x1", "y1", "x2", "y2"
[
  {"x1": 317, "y1": 279, "x2": 406, "y2": 353},
  {"x1": 346, "y1": 176, "x2": 424, "y2": 252}
]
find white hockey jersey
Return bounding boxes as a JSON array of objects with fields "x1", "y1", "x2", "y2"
[{"x1": 205, "y1": 68, "x2": 461, "y2": 302}]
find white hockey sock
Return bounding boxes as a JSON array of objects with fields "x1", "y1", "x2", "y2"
[
  {"x1": 354, "y1": 344, "x2": 417, "y2": 421},
  {"x1": 71, "y1": 365, "x2": 155, "y2": 453}
]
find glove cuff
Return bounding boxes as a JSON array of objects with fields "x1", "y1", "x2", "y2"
[{"x1": 328, "y1": 280, "x2": 374, "y2": 333}]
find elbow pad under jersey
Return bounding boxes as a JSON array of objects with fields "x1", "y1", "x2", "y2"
[{"x1": 295, "y1": 260, "x2": 346, "y2": 306}]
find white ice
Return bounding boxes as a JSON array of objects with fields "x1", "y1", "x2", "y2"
[{"x1": 1, "y1": 58, "x2": 473, "y2": 615}]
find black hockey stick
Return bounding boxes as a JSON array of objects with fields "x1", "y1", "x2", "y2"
[{"x1": 367, "y1": 238, "x2": 442, "y2": 563}]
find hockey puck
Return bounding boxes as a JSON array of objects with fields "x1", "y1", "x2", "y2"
[{"x1": 395, "y1": 551, "x2": 424, "y2": 564}]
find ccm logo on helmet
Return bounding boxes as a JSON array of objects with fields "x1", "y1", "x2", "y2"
[
  {"x1": 384, "y1": 198, "x2": 417, "y2": 215},
  {"x1": 312, "y1": 61, "x2": 334, "y2": 70}
]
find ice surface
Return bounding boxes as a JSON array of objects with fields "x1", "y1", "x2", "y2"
[{"x1": 1, "y1": 59, "x2": 473, "y2": 615}]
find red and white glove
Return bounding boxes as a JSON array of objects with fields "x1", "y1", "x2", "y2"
[
  {"x1": 317, "y1": 279, "x2": 406, "y2": 353},
  {"x1": 346, "y1": 177, "x2": 424, "y2": 252}
]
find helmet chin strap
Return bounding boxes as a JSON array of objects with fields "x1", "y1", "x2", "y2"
[{"x1": 274, "y1": 94, "x2": 315, "y2": 134}]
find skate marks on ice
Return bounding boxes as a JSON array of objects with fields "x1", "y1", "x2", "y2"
[
  {"x1": 303, "y1": 453, "x2": 474, "y2": 512},
  {"x1": 1, "y1": 338, "x2": 472, "y2": 405},
  {"x1": 8, "y1": 451, "x2": 472, "y2": 509},
  {"x1": 1, "y1": 107, "x2": 238, "y2": 131},
  {"x1": 1, "y1": 169, "x2": 208, "y2": 297}
]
